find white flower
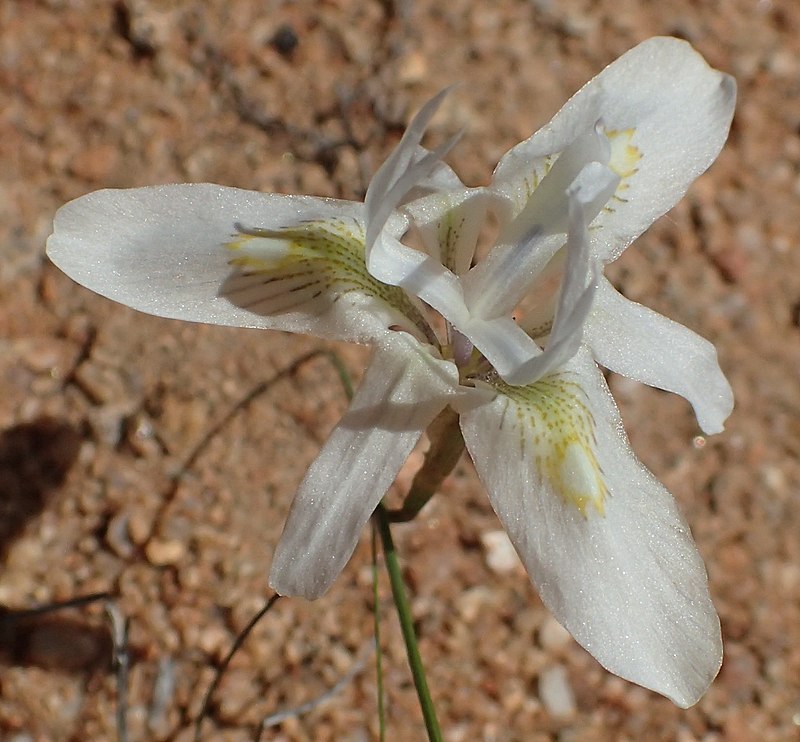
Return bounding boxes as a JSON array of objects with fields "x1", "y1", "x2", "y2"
[{"x1": 47, "y1": 37, "x2": 735, "y2": 707}]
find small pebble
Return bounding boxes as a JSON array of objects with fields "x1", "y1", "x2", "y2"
[
  {"x1": 455, "y1": 586, "x2": 492, "y2": 623},
  {"x1": 68, "y1": 143, "x2": 119, "y2": 183},
  {"x1": 538, "y1": 615, "x2": 573, "y2": 651},
  {"x1": 197, "y1": 624, "x2": 231, "y2": 658},
  {"x1": 145, "y1": 539, "x2": 186, "y2": 566},
  {"x1": 271, "y1": 24, "x2": 299, "y2": 57},
  {"x1": 105, "y1": 511, "x2": 135, "y2": 558},
  {"x1": 128, "y1": 511, "x2": 154, "y2": 545},
  {"x1": 398, "y1": 50, "x2": 429, "y2": 85},
  {"x1": 538, "y1": 664, "x2": 577, "y2": 717},
  {"x1": 480, "y1": 530, "x2": 521, "y2": 574}
]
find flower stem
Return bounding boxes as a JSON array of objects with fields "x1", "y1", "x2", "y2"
[
  {"x1": 374, "y1": 503, "x2": 443, "y2": 742},
  {"x1": 323, "y1": 348, "x2": 443, "y2": 739},
  {"x1": 386, "y1": 407, "x2": 465, "y2": 522},
  {"x1": 371, "y1": 522, "x2": 386, "y2": 742}
]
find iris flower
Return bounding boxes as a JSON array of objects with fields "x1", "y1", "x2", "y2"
[{"x1": 47, "y1": 37, "x2": 735, "y2": 707}]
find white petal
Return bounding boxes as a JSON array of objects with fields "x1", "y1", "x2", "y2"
[
  {"x1": 459, "y1": 314, "x2": 544, "y2": 377},
  {"x1": 499, "y1": 122, "x2": 611, "y2": 245},
  {"x1": 365, "y1": 88, "x2": 460, "y2": 251},
  {"x1": 401, "y1": 149, "x2": 470, "y2": 200},
  {"x1": 269, "y1": 332, "x2": 460, "y2": 599},
  {"x1": 357, "y1": 91, "x2": 478, "y2": 334},
  {"x1": 496, "y1": 163, "x2": 619, "y2": 386},
  {"x1": 462, "y1": 230, "x2": 565, "y2": 321},
  {"x1": 47, "y1": 184, "x2": 418, "y2": 343},
  {"x1": 367, "y1": 229, "x2": 472, "y2": 325},
  {"x1": 367, "y1": 225, "x2": 557, "y2": 382},
  {"x1": 585, "y1": 277, "x2": 733, "y2": 434},
  {"x1": 461, "y1": 348, "x2": 721, "y2": 706},
  {"x1": 465, "y1": 134, "x2": 617, "y2": 322},
  {"x1": 404, "y1": 187, "x2": 492, "y2": 276},
  {"x1": 492, "y1": 37, "x2": 736, "y2": 263}
]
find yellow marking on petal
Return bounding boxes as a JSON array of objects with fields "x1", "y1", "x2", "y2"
[
  {"x1": 223, "y1": 217, "x2": 428, "y2": 329},
  {"x1": 517, "y1": 132, "x2": 639, "y2": 220},
  {"x1": 226, "y1": 234, "x2": 291, "y2": 269},
  {"x1": 558, "y1": 440, "x2": 606, "y2": 517},
  {"x1": 599, "y1": 128, "x2": 642, "y2": 215},
  {"x1": 522, "y1": 155, "x2": 554, "y2": 202},
  {"x1": 605, "y1": 128, "x2": 642, "y2": 183},
  {"x1": 494, "y1": 374, "x2": 607, "y2": 517}
]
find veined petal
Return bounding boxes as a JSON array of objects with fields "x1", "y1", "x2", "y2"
[
  {"x1": 366, "y1": 224, "x2": 557, "y2": 380},
  {"x1": 458, "y1": 164, "x2": 618, "y2": 388},
  {"x1": 462, "y1": 229, "x2": 565, "y2": 321},
  {"x1": 492, "y1": 37, "x2": 736, "y2": 263},
  {"x1": 465, "y1": 134, "x2": 617, "y2": 321},
  {"x1": 585, "y1": 277, "x2": 733, "y2": 434},
  {"x1": 404, "y1": 187, "x2": 492, "y2": 276},
  {"x1": 269, "y1": 332, "x2": 460, "y2": 599},
  {"x1": 461, "y1": 348, "x2": 721, "y2": 706},
  {"x1": 460, "y1": 314, "x2": 545, "y2": 378},
  {"x1": 222, "y1": 212, "x2": 435, "y2": 343},
  {"x1": 47, "y1": 184, "x2": 424, "y2": 344},
  {"x1": 367, "y1": 229, "x2": 472, "y2": 327},
  {"x1": 495, "y1": 163, "x2": 619, "y2": 386},
  {"x1": 499, "y1": 122, "x2": 611, "y2": 245}
]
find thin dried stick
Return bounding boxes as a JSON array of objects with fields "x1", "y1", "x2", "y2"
[
  {"x1": 193, "y1": 594, "x2": 282, "y2": 742},
  {"x1": 0, "y1": 591, "x2": 110, "y2": 620},
  {"x1": 145, "y1": 349, "x2": 335, "y2": 551},
  {"x1": 105, "y1": 600, "x2": 130, "y2": 742},
  {"x1": 256, "y1": 639, "x2": 375, "y2": 738}
]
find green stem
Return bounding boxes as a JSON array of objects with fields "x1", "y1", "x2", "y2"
[
  {"x1": 374, "y1": 503, "x2": 443, "y2": 742},
  {"x1": 371, "y1": 523, "x2": 386, "y2": 742}
]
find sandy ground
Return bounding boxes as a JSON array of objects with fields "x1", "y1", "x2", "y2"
[{"x1": 1, "y1": 1, "x2": 799, "y2": 740}]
